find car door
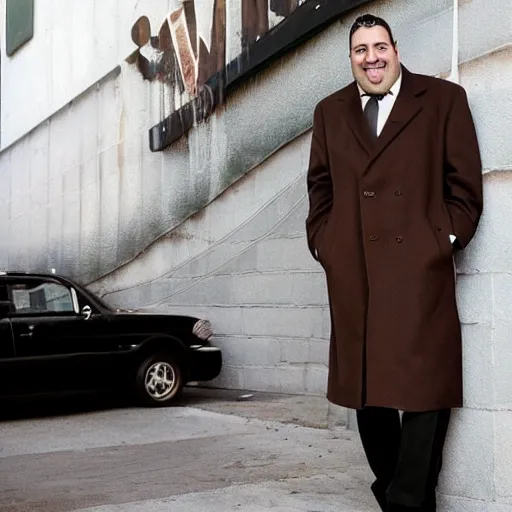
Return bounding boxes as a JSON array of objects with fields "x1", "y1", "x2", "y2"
[
  {"x1": 70, "y1": 286, "x2": 131, "y2": 388},
  {"x1": 0, "y1": 282, "x2": 16, "y2": 395}
]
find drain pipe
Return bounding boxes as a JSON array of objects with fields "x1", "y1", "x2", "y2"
[{"x1": 446, "y1": 0, "x2": 459, "y2": 84}]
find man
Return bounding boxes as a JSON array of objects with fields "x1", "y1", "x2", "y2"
[{"x1": 305, "y1": 14, "x2": 483, "y2": 512}]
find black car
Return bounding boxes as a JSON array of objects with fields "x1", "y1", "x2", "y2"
[{"x1": 0, "y1": 271, "x2": 222, "y2": 406}]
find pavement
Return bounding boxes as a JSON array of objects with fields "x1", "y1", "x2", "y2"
[{"x1": 0, "y1": 388, "x2": 378, "y2": 512}]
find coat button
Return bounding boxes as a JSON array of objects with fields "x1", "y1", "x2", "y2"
[
  {"x1": 394, "y1": 190, "x2": 402, "y2": 196},
  {"x1": 370, "y1": 235, "x2": 379, "y2": 241},
  {"x1": 396, "y1": 236, "x2": 403, "y2": 243},
  {"x1": 363, "y1": 191, "x2": 376, "y2": 198}
]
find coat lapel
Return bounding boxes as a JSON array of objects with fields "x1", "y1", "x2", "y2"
[
  {"x1": 338, "y1": 83, "x2": 373, "y2": 156},
  {"x1": 366, "y1": 66, "x2": 427, "y2": 170}
]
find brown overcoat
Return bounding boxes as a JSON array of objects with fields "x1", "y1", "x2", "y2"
[{"x1": 306, "y1": 66, "x2": 483, "y2": 412}]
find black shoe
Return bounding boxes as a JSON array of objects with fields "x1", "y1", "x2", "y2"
[
  {"x1": 388, "y1": 494, "x2": 436, "y2": 512},
  {"x1": 421, "y1": 492, "x2": 437, "y2": 512}
]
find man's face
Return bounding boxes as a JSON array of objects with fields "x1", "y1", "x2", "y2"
[{"x1": 350, "y1": 25, "x2": 400, "y2": 95}]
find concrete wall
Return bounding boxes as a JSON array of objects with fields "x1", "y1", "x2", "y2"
[
  {"x1": 0, "y1": 0, "x2": 184, "y2": 149},
  {"x1": 1, "y1": 0, "x2": 512, "y2": 509}
]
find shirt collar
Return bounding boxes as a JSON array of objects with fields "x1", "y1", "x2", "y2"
[{"x1": 357, "y1": 70, "x2": 402, "y2": 98}]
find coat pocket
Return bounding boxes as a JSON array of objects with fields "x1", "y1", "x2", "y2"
[
  {"x1": 316, "y1": 215, "x2": 337, "y2": 266},
  {"x1": 429, "y1": 220, "x2": 454, "y2": 260}
]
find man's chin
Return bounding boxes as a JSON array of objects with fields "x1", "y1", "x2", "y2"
[{"x1": 359, "y1": 81, "x2": 387, "y2": 95}]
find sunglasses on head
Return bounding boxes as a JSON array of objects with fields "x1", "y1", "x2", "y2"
[{"x1": 353, "y1": 14, "x2": 379, "y2": 28}]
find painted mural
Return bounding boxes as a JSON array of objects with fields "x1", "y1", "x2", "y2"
[{"x1": 128, "y1": 0, "x2": 370, "y2": 151}]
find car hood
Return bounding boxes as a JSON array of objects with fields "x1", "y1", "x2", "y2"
[
  {"x1": 109, "y1": 309, "x2": 201, "y2": 326},
  {"x1": 115, "y1": 308, "x2": 199, "y2": 321}
]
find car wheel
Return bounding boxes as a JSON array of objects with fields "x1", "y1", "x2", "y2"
[{"x1": 136, "y1": 353, "x2": 183, "y2": 406}]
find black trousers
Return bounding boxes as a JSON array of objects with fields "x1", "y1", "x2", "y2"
[{"x1": 357, "y1": 407, "x2": 451, "y2": 511}]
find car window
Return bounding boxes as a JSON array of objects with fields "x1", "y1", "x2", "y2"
[{"x1": 10, "y1": 281, "x2": 75, "y2": 314}]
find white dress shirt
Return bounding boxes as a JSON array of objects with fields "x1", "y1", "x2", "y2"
[{"x1": 357, "y1": 72, "x2": 402, "y2": 137}]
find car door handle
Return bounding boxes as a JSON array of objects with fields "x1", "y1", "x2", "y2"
[{"x1": 20, "y1": 325, "x2": 35, "y2": 338}]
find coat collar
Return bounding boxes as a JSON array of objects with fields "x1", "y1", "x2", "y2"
[{"x1": 337, "y1": 65, "x2": 428, "y2": 167}]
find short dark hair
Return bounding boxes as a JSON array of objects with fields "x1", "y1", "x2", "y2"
[{"x1": 349, "y1": 14, "x2": 396, "y2": 49}]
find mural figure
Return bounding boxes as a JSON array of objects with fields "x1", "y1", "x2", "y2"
[{"x1": 127, "y1": 0, "x2": 370, "y2": 151}]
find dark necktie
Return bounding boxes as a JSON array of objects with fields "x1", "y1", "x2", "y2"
[{"x1": 363, "y1": 94, "x2": 384, "y2": 140}]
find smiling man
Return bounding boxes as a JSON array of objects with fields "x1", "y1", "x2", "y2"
[
  {"x1": 350, "y1": 15, "x2": 400, "y2": 96},
  {"x1": 305, "y1": 14, "x2": 483, "y2": 512}
]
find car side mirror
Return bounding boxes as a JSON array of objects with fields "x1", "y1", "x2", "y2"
[
  {"x1": 82, "y1": 305, "x2": 92, "y2": 320},
  {"x1": 0, "y1": 300, "x2": 15, "y2": 318}
]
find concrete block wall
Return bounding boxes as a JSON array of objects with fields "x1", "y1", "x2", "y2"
[{"x1": 434, "y1": 44, "x2": 512, "y2": 511}]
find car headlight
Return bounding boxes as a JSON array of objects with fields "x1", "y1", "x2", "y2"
[{"x1": 193, "y1": 319, "x2": 213, "y2": 340}]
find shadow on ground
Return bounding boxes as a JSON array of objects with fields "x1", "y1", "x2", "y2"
[{"x1": 0, "y1": 386, "x2": 333, "y2": 428}]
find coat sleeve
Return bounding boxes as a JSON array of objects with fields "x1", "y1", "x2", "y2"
[
  {"x1": 305, "y1": 103, "x2": 333, "y2": 261},
  {"x1": 444, "y1": 86, "x2": 483, "y2": 249}
]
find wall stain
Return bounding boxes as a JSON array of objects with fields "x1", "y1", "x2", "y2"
[{"x1": 117, "y1": 103, "x2": 126, "y2": 174}]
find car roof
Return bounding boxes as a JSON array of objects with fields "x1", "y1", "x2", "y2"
[{"x1": 0, "y1": 271, "x2": 65, "y2": 279}]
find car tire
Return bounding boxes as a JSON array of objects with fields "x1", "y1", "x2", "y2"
[{"x1": 135, "y1": 353, "x2": 183, "y2": 407}]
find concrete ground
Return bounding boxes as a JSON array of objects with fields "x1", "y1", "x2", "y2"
[{"x1": 0, "y1": 388, "x2": 378, "y2": 512}]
